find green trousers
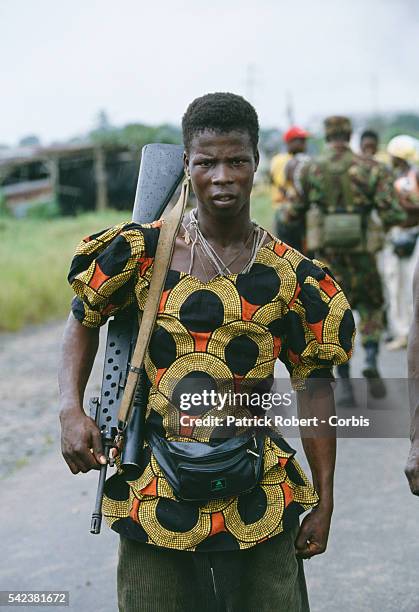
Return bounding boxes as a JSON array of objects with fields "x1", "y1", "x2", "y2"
[
  {"x1": 320, "y1": 251, "x2": 384, "y2": 345},
  {"x1": 117, "y1": 525, "x2": 310, "y2": 612}
]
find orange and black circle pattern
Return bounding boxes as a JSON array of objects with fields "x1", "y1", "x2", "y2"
[{"x1": 69, "y1": 222, "x2": 355, "y2": 551}]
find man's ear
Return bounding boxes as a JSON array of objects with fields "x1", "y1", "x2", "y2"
[
  {"x1": 254, "y1": 149, "x2": 260, "y2": 172},
  {"x1": 183, "y1": 151, "x2": 190, "y2": 176}
]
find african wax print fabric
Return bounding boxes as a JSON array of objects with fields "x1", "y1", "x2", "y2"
[{"x1": 68, "y1": 222, "x2": 355, "y2": 551}]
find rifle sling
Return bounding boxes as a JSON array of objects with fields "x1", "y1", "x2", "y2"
[{"x1": 117, "y1": 177, "x2": 189, "y2": 430}]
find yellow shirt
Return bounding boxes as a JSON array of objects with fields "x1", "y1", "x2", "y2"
[{"x1": 270, "y1": 153, "x2": 292, "y2": 205}]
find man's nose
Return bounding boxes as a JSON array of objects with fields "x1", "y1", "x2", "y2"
[{"x1": 212, "y1": 163, "x2": 233, "y2": 184}]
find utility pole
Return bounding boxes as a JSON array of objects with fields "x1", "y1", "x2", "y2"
[
  {"x1": 285, "y1": 91, "x2": 295, "y2": 126},
  {"x1": 370, "y1": 73, "x2": 379, "y2": 117},
  {"x1": 94, "y1": 146, "x2": 108, "y2": 212},
  {"x1": 245, "y1": 64, "x2": 256, "y2": 104}
]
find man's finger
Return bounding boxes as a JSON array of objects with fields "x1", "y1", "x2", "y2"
[
  {"x1": 295, "y1": 546, "x2": 310, "y2": 558},
  {"x1": 406, "y1": 477, "x2": 419, "y2": 496},
  {"x1": 404, "y1": 464, "x2": 419, "y2": 495},
  {"x1": 91, "y1": 429, "x2": 106, "y2": 465},
  {"x1": 295, "y1": 522, "x2": 311, "y2": 552},
  {"x1": 73, "y1": 446, "x2": 98, "y2": 473},
  {"x1": 295, "y1": 537, "x2": 312, "y2": 558},
  {"x1": 406, "y1": 477, "x2": 419, "y2": 495},
  {"x1": 296, "y1": 540, "x2": 324, "y2": 559},
  {"x1": 64, "y1": 456, "x2": 80, "y2": 474},
  {"x1": 109, "y1": 447, "x2": 119, "y2": 460}
]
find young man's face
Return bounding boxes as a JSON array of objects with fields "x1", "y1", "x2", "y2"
[
  {"x1": 184, "y1": 129, "x2": 259, "y2": 218},
  {"x1": 287, "y1": 137, "x2": 306, "y2": 155},
  {"x1": 360, "y1": 137, "x2": 378, "y2": 157}
]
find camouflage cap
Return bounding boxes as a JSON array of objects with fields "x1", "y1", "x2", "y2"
[{"x1": 324, "y1": 116, "x2": 352, "y2": 137}]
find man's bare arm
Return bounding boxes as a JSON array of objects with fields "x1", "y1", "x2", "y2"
[
  {"x1": 405, "y1": 258, "x2": 419, "y2": 495},
  {"x1": 58, "y1": 312, "x2": 106, "y2": 474},
  {"x1": 295, "y1": 382, "x2": 336, "y2": 558}
]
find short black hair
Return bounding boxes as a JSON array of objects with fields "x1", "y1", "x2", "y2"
[
  {"x1": 361, "y1": 129, "x2": 379, "y2": 142},
  {"x1": 182, "y1": 92, "x2": 259, "y2": 152}
]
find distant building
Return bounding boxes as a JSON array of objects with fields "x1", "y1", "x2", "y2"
[{"x1": 0, "y1": 143, "x2": 141, "y2": 216}]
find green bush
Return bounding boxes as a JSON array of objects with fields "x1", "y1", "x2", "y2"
[
  {"x1": 1, "y1": 191, "x2": 273, "y2": 332},
  {"x1": 0, "y1": 211, "x2": 125, "y2": 331},
  {"x1": 25, "y1": 199, "x2": 60, "y2": 219},
  {"x1": 0, "y1": 190, "x2": 10, "y2": 218}
]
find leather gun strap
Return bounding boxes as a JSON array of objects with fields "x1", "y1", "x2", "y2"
[{"x1": 117, "y1": 178, "x2": 189, "y2": 430}]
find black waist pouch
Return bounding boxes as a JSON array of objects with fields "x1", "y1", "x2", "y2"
[
  {"x1": 147, "y1": 430, "x2": 265, "y2": 502},
  {"x1": 392, "y1": 230, "x2": 418, "y2": 258}
]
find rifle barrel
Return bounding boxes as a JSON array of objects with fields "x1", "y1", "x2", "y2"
[{"x1": 90, "y1": 449, "x2": 110, "y2": 534}]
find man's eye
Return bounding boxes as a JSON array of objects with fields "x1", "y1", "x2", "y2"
[
  {"x1": 198, "y1": 160, "x2": 213, "y2": 167},
  {"x1": 232, "y1": 160, "x2": 246, "y2": 166}
]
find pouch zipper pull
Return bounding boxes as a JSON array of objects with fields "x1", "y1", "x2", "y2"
[{"x1": 247, "y1": 448, "x2": 260, "y2": 458}]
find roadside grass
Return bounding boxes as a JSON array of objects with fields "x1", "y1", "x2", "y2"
[
  {"x1": 0, "y1": 211, "x2": 126, "y2": 331},
  {"x1": 250, "y1": 184, "x2": 274, "y2": 232},
  {"x1": 1, "y1": 187, "x2": 274, "y2": 332}
]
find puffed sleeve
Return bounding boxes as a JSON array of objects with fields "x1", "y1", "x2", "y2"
[
  {"x1": 278, "y1": 258, "x2": 355, "y2": 388},
  {"x1": 67, "y1": 222, "x2": 146, "y2": 327}
]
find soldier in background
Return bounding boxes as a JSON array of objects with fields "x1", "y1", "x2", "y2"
[
  {"x1": 384, "y1": 135, "x2": 419, "y2": 350},
  {"x1": 287, "y1": 116, "x2": 405, "y2": 406},
  {"x1": 360, "y1": 129, "x2": 379, "y2": 158},
  {"x1": 359, "y1": 128, "x2": 393, "y2": 343},
  {"x1": 270, "y1": 126, "x2": 309, "y2": 250}
]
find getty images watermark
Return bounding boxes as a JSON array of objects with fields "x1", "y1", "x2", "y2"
[
  {"x1": 179, "y1": 389, "x2": 293, "y2": 411},
  {"x1": 167, "y1": 377, "x2": 412, "y2": 438},
  {"x1": 178, "y1": 388, "x2": 370, "y2": 429}
]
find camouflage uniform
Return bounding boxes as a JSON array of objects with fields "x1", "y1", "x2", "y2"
[{"x1": 290, "y1": 117, "x2": 405, "y2": 347}]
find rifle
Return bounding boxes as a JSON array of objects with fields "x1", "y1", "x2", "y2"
[{"x1": 89, "y1": 143, "x2": 184, "y2": 534}]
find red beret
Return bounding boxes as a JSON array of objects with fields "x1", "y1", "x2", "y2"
[{"x1": 283, "y1": 126, "x2": 309, "y2": 143}]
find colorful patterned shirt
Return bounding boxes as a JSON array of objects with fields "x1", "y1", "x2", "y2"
[{"x1": 68, "y1": 221, "x2": 355, "y2": 551}]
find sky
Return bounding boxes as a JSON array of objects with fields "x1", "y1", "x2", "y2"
[{"x1": 1, "y1": 0, "x2": 419, "y2": 145}]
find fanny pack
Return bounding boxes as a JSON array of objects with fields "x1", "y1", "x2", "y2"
[
  {"x1": 147, "y1": 429, "x2": 265, "y2": 502},
  {"x1": 392, "y1": 229, "x2": 418, "y2": 258}
]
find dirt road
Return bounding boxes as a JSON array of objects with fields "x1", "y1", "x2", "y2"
[
  {"x1": 0, "y1": 321, "x2": 105, "y2": 479},
  {"x1": 0, "y1": 321, "x2": 418, "y2": 611}
]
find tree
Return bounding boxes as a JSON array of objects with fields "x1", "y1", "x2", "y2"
[
  {"x1": 96, "y1": 109, "x2": 112, "y2": 132},
  {"x1": 19, "y1": 135, "x2": 41, "y2": 147}
]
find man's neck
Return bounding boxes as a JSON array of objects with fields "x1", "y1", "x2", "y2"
[{"x1": 193, "y1": 205, "x2": 254, "y2": 247}]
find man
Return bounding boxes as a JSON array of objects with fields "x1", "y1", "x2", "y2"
[
  {"x1": 384, "y1": 135, "x2": 419, "y2": 350},
  {"x1": 270, "y1": 126, "x2": 309, "y2": 250},
  {"x1": 359, "y1": 128, "x2": 393, "y2": 342},
  {"x1": 405, "y1": 257, "x2": 419, "y2": 496},
  {"x1": 59, "y1": 94, "x2": 355, "y2": 612},
  {"x1": 287, "y1": 116, "x2": 405, "y2": 406},
  {"x1": 360, "y1": 129, "x2": 379, "y2": 158},
  {"x1": 270, "y1": 126, "x2": 309, "y2": 202}
]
